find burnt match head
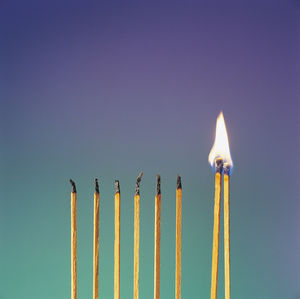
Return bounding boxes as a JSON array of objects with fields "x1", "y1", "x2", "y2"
[
  {"x1": 156, "y1": 175, "x2": 161, "y2": 195},
  {"x1": 177, "y1": 175, "x2": 182, "y2": 190},
  {"x1": 70, "y1": 179, "x2": 77, "y2": 193},
  {"x1": 215, "y1": 158, "x2": 224, "y2": 174},
  {"x1": 95, "y1": 178, "x2": 99, "y2": 194},
  {"x1": 135, "y1": 172, "x2": 144, "y2": 195},
  {"x1": 115, "y1": 180, "x2": 120, "y2": 194},
  {"x1": 223, "y1": 163, "x2": 231, "y2": 176}
]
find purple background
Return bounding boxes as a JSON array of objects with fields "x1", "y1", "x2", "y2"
[{"x1": 1, "y1": 1, "x2": 299, "y2": 298}]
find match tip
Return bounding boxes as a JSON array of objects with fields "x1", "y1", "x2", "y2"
[
  {"x1": 177, "y1": 175, "x2": 182, "y2": 189},
  {"x1": 223, "y1": 164, "x2": 231, "y2": 176},
  {"x1": 156, "y1": 174, "x2": 161, "y2": 195},
  {"x1": 135, "y1": 172, "x2": 144, "y2": 195},
  {"x1": 70, "y1": 179, "x2": 77, "y2": 193},
  {"x1": 215, "y1": 158, "x2": 224, "y2": 174},
  {"x1": 95, "y1": 178, "x2": 99, "y2": 194},
  {"x1": 115, "y1": 180, "x2": 120, "y2": 194}
]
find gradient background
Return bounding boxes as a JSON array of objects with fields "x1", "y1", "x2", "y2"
[{"x1": 1, "y1": 1, "x2": 299, "y2": 298}]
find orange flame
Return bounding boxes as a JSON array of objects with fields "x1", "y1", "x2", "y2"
[{"x1": 208, "y1": 112, "x2": 233, "y2": 172}]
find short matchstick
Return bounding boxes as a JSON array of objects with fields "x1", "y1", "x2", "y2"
[
  {"x1": 114, "y1": 180, "x2": 121, "y2": 299},
  {"x1": 175, "y1": 175, "x2": 182, "y2": 299},
  {"x1": 154, "y1": 175, "x2": 161, "y2": 299},
  {"x1": 93, "y1": 179, "x2": 100, "y2": 299},
  {"x1": 210, "y1": 160, "x2": 223, "y2": 299},
  {"x1": 224, "y1": 166, "x2": 231, "y2": 299},
  {"x1": 70, "y1": 179, "x2": 77, "y2": 299},
  {"x1": 134, "y1": 172, "x2": 143, "y2": 299}
]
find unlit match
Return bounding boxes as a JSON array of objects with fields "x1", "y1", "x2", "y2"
[
  {"x1": 114, "y1": 180, "x2": 121, "y2": 299},
  {"x1": 175, "y1": 175, "x2": 182, "y2": 299},
  {"x1": 134, "y1": 172, "x2": 143, "y2": 299},
  {"x1": 70, "y1": 179, "x2": 77, "y2": 299},
  {"x1": 154, "y1": 175, "x2": 161, "y2": 299},
  {"x1": 93, "y1": 179, "x2": 100, "y2": 299}
]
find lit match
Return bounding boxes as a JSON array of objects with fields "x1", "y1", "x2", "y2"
[{"x1": 208, "y1": 112, "x2": 233, "y2": 299}]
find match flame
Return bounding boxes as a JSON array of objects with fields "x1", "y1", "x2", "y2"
[{"x1": 208, "y1": 112, "x2": 233, "y2": 173}]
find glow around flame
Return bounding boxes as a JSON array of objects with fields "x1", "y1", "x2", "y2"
[{"x1": 208, "y1": 112, "x2": 233, "y2": 173}]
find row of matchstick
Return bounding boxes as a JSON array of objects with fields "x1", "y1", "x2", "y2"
[
  {"x1": 69, "y1": 165, "x2": 230, "y2": 299},
  {"x1": 69, "y1": 173, "x2": 182, "y2": 299}
]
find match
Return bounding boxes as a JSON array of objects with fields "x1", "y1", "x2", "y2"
[
  {"x1": 175, "y1": 175, "x2": 182, "y2": 299},
  {"x1": 134, "y1": 172, "x2": 143, "y2": 299},
  {"x1": 93, "y1": 179, "x2": 100, "y2": 299},
  {"x1": 70, "y1": 179, "x2": 77, "y2": 299},
  {"x1": 154, "y1": 175, "x2": 161, "y2": 299},
  {"x1": 114, "y1": 180, "x2": 121, "y2": 299}
]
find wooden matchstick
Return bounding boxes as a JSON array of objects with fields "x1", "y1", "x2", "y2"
[
  {"x1": 175, "y1": 175, "x2": 182, "y2": 299},
  {"x1": 70, "y1": 179, "x2": 77, "y2": 299},
  {"x1": 224, "y1": 168, "x2": 231, "y2": 299},
  {"x1": 114, "y1": 180, "x2": 121, "y2": 299},
  {"x1": 154, "y1": 175, "x2": 161, "y2": 299},
  {"x1": 134, "y1": 172, "x2": 143, "y2": 299},
  {"x1": 210, "y1": 160, "x2": 223, "y2": 299},
  {"x1": 93, "y1": 179, "x2": 100, "y2": 299}
]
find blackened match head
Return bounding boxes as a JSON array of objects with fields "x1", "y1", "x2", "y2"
[
  {"x1": 177, "y1": 175, "x2": 182, "y2": 189},
  {"x1": 115, "y1": 180, "x2": 120, "y2": 194},
  {"x1": 223, "y1": 163, "x2": 232, "y2": 176},
  {"x1": 135, "y1": 172, "x2": 144, "y2": 195},
  {"x1": 70, "y1": 179, "x2": 77, "y2": 193},
  {"x1": 156, "y1": 175, "x2": 161, "y2": 195},
  {"x1": 95, "y1": 178, "x2": 99, "y2": 194},
  {"x1": 215, "y1": 158, "x2": 224, "y2": 174}
]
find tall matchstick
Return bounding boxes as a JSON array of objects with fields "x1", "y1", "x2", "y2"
[
  {"x1": 208, "y1": 112, "x2": 233, "y2": 299},
  {"x1": 93, "y1": 179, "x2": 100, "y2": 299},
  {"x1": 134, "y1": 172, "x2": 143, "y2": 299},
  {"x1": 154, "y1": 175, "x2": 161, "y2": 299},
  {"x1": 114, "y1": 180, "x2": 121, "y2": 299},
  {"x1": 70, "y1": 179, "x2": 77, "y2": 299},
  {"x1": 175, "y1": 175, "x2": 182, "y2": 299},
  {"x1": 210, "y1": 160, "x2": 223, "y2": 299},
  {"x1": 224, "y1": 166, "x2": 231, "y2": 299}
]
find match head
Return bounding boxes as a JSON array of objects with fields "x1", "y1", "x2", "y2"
[
  {"x1": 177, "y1": 175, "x2": 182, "y2": 190},
  {"x1": 208, "y1": 112, "x2": 233, "y2": 175},
  {"x1": 135, "y1": 172, "x2": 144, "y2": 195},
  {"x1": 156, "y1": 174, "x2": 161, "y2": 195},
  {"x1": 115, "y1": 180, "x2": 120, "y2": 194},
  {"x1": 95, "y1": 178, "x2": 99, "y2": 194},
  {"x1": 69, "y1": 179, "x2": 77, "y2": 193},
  {"x1": 215, "y1": 158, "x2": 224, "y2": 174}
]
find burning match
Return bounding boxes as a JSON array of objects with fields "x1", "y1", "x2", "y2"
[
  {"x1": 93, "y1": 179, "x2": 100, "y2": 299},
  {"x1": 114, "y1": 180, "x2": 121, "y2": 299},
  {"x1": 154, "y1": 175, "x2": 161, "y2": 299},
  {"x1": 70, "y1": 179, "x2": 77, "y2": 299},
  {"x1": 134, "y1": 172, "x2": 143, "y2": 299},
  {"x1": 175, "y1": 175, "x2": 182, "y2": 299},
  {"x1": 208, "y1": 112, "x2": 233, "y2": 299}
]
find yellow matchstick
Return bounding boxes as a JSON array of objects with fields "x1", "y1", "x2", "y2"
[
  {"x1": 70, "y1": 179, "x2": 77, "y2": 299},
  {"x1": 208, "y1": 112, "x2": 233, "y2": 299},
  {"x1": 175, "y1": 175, "x2": 182, "y2": 299},
  {"x1": 154, "y1": 175, "x2": 161, "y2": 299},
  {"x1": 93, "y1": 179, "x2": 100, "y2": 299},
  {"x1": 114, "y1": 180, "x2": 121, "y2": 299},
  {"x1": 134, "y1": 172, "x2": 143, "y2": 299},
  {"x1": 224, "y1": 167, "x2": 231, "y2": 299},
  {"x1": 210, "y1": 160, "x2": 222, "y2": 299}
]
